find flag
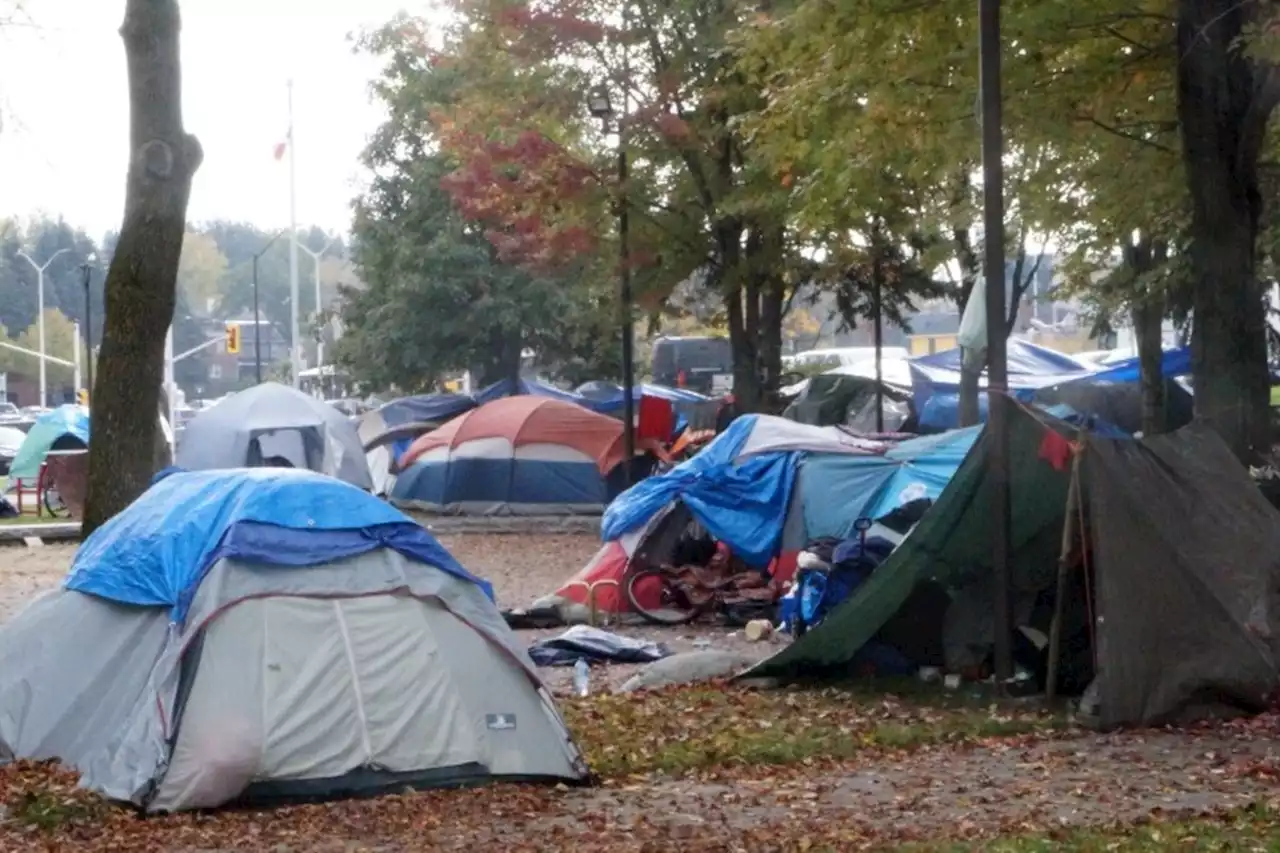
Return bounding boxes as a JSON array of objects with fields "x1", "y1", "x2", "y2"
[{"x1": 273, "y1": 140, "x2": 288, "y2": 161}]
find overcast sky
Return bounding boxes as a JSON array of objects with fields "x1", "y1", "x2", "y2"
[{"x1": 0, "y1": 0, "x2": 431, "y2": 241}]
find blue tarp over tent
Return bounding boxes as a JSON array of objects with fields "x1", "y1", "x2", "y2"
[
  {"x1": 798, "y1": 427, "x2": 979, "y2": 538},
  {"x1": 908, "y1": 343, "x2": 1193, "y2": 430},
  {"x1": 602, "y1": 415, "x2": 978, "y2": 566},
  {"x1": 474, "y1": 377, "x2": 584, "y2": 405},
  {"x1": 912, "y1": 339, "x2": 1094, "y2": 376},
  {"x1": 376, "y1": 394, "x2": 477, "y2": 428},
  {"x1": 602, "y1": 415, "x2": 792, "y2": 567},
  {"x1": 65, "y1": 467, "x2": 492, "y2": 622},
  {"x1": 575, "y1": 381, "x2": 710, "y2": 412}
]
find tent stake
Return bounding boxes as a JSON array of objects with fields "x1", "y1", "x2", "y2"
[{"x1": 1046, "y1": 450, "x2": 1082, "y2": 701}]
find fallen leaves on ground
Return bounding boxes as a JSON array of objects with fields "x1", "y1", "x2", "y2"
[
  {"x1": 3, "y1": 688, "x2": 1280, "y2": 852},
  {"x1": 561, "y1": 680, "x2": 1067, "y2": 777}
]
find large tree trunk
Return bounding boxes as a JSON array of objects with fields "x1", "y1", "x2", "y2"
[
  {"x1": 1176, "y1": 0, "x2": 1277, "y2": 461},
  {"x1": 83, "y1": 0, "x2": 202, "y2": 534}
]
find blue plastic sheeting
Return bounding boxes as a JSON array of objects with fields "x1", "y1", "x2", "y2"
[
  {"x1": 800, "y1": 426, "x2": 980, "y2": 538},
  {"x1": 392, "y1": 458, "x2": 608, "y2": 507},
  {"x1": 65, "y1": 468, "x2": 491, "y2": 622},
  {"x1": 9, "y1": 404, "x2": 90, "y2": 481},
  {"x1": 1039, "y1": 403, "x2": 1131, "y2": 439},
  {"x1": 475, "y1": 377, "x2": 584, "y2": 405},
  {"x1": 601, "y1": 416, "x2": 795, "y2": 567},
  {"x1": 575, "y1": 381, "x2": 710, "y2": 413},
  {"x1": 378, "y1": 394, "x2": 476, "y2": 428},
  {"x1": 912, "y1": 339, "x2": 1093, "y2": 375},
  {"x1": 1078, "y1": 346, "x2": 1191, "y2": 384},
  {"x1": 917, "y1": 389, "x2": 1042, "y2": 430}
]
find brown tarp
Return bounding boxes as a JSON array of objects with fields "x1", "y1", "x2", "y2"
[{"x1": 1086, "y1": 425, "x2": 1280, "y2": 727}]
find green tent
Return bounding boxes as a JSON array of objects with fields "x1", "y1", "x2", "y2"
[{"x1": 745, "y1": 404, "x2": 1280, "y2": 728}]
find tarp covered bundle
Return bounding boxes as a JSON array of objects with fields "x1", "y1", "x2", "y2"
[
  {"x1": 392, "y1": 396, "x2": 631, "y2": 515},
  {"x1": 0, "y1": 468, "x2": 587, "y2": 811},
  {"x1": 176, "y1": 383, "x2": 372, "y2": 489},
  {"x1": 746, "y1": 404, "x2": 1280, "y2": 729},
  {"x1": 536, "y1": 415, "x2": 977, "y2": 621}
]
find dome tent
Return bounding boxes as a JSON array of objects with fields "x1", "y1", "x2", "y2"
[
  {"x1": 7, "y1": 404, "x2": 89, "y2": 481},
  {"x1": 392, "y1": 396, "x2": 633, "y2": 515},
  {"x1": 0, "y1": 469, "x2": 587, "y2": 811},
  {"x1": 176, "y1": 383, "x2": 372, "y2": 490}
]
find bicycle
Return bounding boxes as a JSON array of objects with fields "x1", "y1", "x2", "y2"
[{"x1": 624, "y1": 560, "x2": 777, "y2": 626}]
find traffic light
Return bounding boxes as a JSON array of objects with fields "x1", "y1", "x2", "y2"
[
  {"x1": 226, "y1": 323, "x2": 241, "y2": 355},
  {"x1": 77, "y1": 389, "x2": 89, "y2": 407}
]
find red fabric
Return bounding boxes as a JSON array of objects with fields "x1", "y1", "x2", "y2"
[
  {"x1": 1038, "y1": 430, "x2": 1073, "y2": 472},
  {"x1": 636, "y1": 396, "x2": 675, "y2": 443}
]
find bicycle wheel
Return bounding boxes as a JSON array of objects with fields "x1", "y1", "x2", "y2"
[
  {"x1": 625, "y1": 568, "x2": 707, "y2": 626},
  {"x1": 43, "y1": 487, "x2": 70, "y2": 519}
]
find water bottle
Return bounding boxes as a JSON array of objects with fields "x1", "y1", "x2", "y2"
[{"x1": 573, "y1": 658, "x2": 590, "y2": 697}]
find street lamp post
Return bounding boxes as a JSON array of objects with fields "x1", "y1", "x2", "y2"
[
  {"x1": 298, "y1": 238, "x2": 335, "y2": 370},
  {"x1": 17, "y1": 247, "x2": 72, "y2": 407},
  {"x1": 251, "y1": 230, "x2": 285, "y2": 384},
  {"x1": 80, "y1": 254, "x2": 97, "y2": 405},
  {"x1": 587, "y1": 78, "x2": 636, "y2": 487}
]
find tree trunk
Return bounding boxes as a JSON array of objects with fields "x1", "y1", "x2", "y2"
[
  {"x1": 958, "y1": 348, "x2": 984, "y2": 427},
  {"x1": 1176, "y1": 0, "x2": 1276, "y2": 461},
  {"x1": 1123, "y1": 237, "x2": 1167, "y2": 436},
  {"x1": 83, "y1": 0, "x2": 202, "y2": 535}
]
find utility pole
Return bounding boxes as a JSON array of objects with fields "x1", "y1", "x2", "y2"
[
  {"x1": 979, "y1": 0, "x2": 1013, "y2": 686},
  {"x1": 17, "y1": 247, "x2": 72, "y2": 407},
  {"x1": 251, "y1": 230, "x2": 284, "y2": 384},
  {"x1": 297, "y1": 238, "x2": 335, "y2": 370},
  {"x1": 287, "y1": 78, "x2": 301, "y2": 388}
]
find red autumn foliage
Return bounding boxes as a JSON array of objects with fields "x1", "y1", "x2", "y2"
[{"x1": 437, "y1": 121, "x2": 606, "y2": 267}]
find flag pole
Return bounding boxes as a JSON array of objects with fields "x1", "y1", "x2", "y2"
[{"x1": 287, "y1": 78, "x2": 301, "y2": 389}]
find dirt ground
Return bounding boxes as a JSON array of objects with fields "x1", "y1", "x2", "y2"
[{"x1": 0, "y1": 533, "x2": 766, "y2": 695}]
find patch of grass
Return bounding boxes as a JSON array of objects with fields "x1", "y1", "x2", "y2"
[
  {"x1": 563, "y1": 681, "x2": 1068, "y2": 778},
  {"x1": 4, "y1": 787, "x2": 108, "y2": 833}
]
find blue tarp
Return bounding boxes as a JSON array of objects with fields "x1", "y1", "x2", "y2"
[
  {"x1": 377, "y1": 394, "x2": 476, "y2": 428},
  {"x1": 1040, "y1": 403, "x2": 1131, "y2": 439},
  {"x1": 65, "y1": 468, "x2": 491, "y2": 622},
  {"x1": 799, "y1": 426, "x2": 980, "y2": 538},
  {"x1": 907, "y1": 343, "x2": 1193, "y2": 430},
  {"x1": 601, "y1": 416, "x2": 796, "y2": 567},
  {"x1": 475, "y1": 377, "x2": 584, "y2": 405},
  {"x1": 575, "y1": 381, "x2": 710, "y2": 412},
  {"x1": 1079, "y1": 347, "x2": 1192, "y2": 384},
  {"x1": 912, "y1": 339, "x2": 1093, "y2": 375}
]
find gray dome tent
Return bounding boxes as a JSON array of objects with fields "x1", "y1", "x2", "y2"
[
  {"x1": 0, "y1": 469, "x2": 588, "y2": 811},
  {"x1": 176, "y1": 382, "x2": 373, "y2": 490}
]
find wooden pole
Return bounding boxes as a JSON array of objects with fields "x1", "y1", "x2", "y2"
[{"x1": 1045, "y1": 448, "x2": 1082, "y2": 700}]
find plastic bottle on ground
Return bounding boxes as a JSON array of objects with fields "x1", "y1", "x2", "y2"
[{"x1": 573, "y1": 658, "x2": 590, "y2": 697}]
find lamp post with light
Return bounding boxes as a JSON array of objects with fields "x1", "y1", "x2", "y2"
[{"x1": 587, "y1": 80, "x2": 637, "y2": 486}]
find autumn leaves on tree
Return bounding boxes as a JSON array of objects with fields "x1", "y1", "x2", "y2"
[{"x1": 347, "y1": 0, "x2": 1280, "y2": 459}]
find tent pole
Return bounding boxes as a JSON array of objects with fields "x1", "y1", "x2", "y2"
[{"x1": 1046, "y1": 449, "x2": 1082, "y2": 701}]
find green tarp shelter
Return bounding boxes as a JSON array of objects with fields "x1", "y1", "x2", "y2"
[{"x1": 745, "y1": 404, "x2": 1280, "y2": 729}]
